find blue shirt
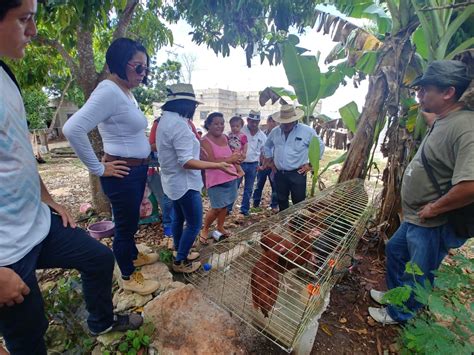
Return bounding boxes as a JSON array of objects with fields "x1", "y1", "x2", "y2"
[{"x1": 263, "y1": 123, "x2": 324, "y2": 171}]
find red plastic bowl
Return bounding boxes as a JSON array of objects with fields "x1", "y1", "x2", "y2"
[{"x1": 87, "y1": 221, "x2": 115, "y2": 239}]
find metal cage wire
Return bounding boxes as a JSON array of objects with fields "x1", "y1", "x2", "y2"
[{"x1": 186, "y1": 179, "x2": 373, "y2": 352}]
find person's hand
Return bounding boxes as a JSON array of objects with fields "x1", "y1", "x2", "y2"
[
  {"x1": 297, "y1": 163, "x2": 312, "y2": 175},
  {"x1": 0, "y1": 268, "x2": 30, "y2": 307},
  {"x1": 102, "y1": 161, "x2": 130, "y2": 178},
  {"x1": 48, "y1": 201, "x2": 77, "y2": 228},
  {"x1": 217, "y1": 162, "x2": 239, "y2": 176},
  {"x1": 227, "y1": 152, "x2": 242, "y2": 164},
  {"x1": 417, "y1": 202, "x2": 439, "y2": 222}
]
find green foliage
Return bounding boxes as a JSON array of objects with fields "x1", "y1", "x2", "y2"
[
  {"x1": 104, "y1": 323, "x2": 154, "y2": 354},
  {"x1": 338, "y1": 101, "x2": 360, "y2": 134},
  {"x1": 159, "y1": 249, "x2": 173, "y2": 264},
  {"x1": 42, "y1": 273, "x2": 96, "y2": 352},
  {"x1": 382, "y1": 256, "x2": 474, "y2": 354},
  {"x1": 22, "y1": 87, "x2": 52, "y2": 129},
  {"x1": 308, "y1": 136, "x2": 321, "y2": 197},
  {"x1": 133, "y1": 59, "x2": 182, "y2": 114}
]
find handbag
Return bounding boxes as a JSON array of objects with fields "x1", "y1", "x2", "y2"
[{"x1": 421, "y1": 143, "x2": 474, "y2": 239}]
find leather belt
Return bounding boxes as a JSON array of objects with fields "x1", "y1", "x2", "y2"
[{"x1": 103, "y1": 153, "x2": 149, "y2": 167}]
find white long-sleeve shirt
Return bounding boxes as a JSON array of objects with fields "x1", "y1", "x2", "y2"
[
  {"x1": 63, "y1": 80, "x2": 150, "y2": 176},
  {"x1": 156, "y1": 111, "x2": 203, "y2": 200},
  {"x1": 0, "y1": 67, "x2": 50, "y2": 266}
]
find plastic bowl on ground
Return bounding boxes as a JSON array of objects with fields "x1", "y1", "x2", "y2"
[{"x1": 87, "y1": 220, "x2": 115, "y2": 239}]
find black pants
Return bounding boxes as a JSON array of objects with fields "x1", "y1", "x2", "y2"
[
  {"x1": 0, "y1": 214, "x2": 115, "y2": 354},
  {"x1": 274, "y1": 170, "x2": 307, "y2": 211}
]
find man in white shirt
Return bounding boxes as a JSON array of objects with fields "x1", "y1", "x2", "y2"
[
  {"x1": 0, "y1": 2, "x2": 141, "y2": 353},
  {"x1": 234, "y1": 110, "x2": 267, "y2": 216}
]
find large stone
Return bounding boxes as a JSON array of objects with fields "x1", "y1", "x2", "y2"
[
  {"x1": 140, "y1": 262, "x2": 173, "y2": 292},
  {"x1": 96, "y1": 331, "x2": 123, "y2": 347},
  {"x1": 113, "y1": 290, "x2": 153, "y2": 312},
  {"x1": 144, "y1": 285, "x2": 246, "y2": 355}
]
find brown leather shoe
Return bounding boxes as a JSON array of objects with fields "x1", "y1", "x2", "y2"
[
  {"x1": 172, "y1": 250, "x2": 200, "y2": 261},
  {"x1": 122, "y1": 272, "x2": 160, "y2": 295},
  {"x1": 133, "y1": 252, "x2": 159, "y2": 267},
  {"x1": 172, "y1": 259, "x2": 201, "y2": 273}
]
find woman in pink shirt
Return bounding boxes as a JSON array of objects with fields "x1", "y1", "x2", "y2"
[{"x1": 200, "y1": 112, "x2": 241, "y2": 244}]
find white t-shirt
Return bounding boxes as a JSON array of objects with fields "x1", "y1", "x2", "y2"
[
  {"x1": 241, "y1": 124, "x2": 267, "y2": 163},
  {"x1": 156, "y1": 111, "x2": 203, "y2": 200},
  {"x1": 0, "y1": 67, "x2": 51, "y2": 266},
  {"x1": 63, "y1": 80, "x2": 150, "y2": 176}
]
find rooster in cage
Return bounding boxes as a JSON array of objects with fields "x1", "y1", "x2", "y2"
[{"x1": 250, "y1": 214, "x2": 328, "y2": 317}]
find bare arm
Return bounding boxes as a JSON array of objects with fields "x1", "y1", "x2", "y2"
[
  {"x1": 183, "y1": 159, "x2": 237, "y2": 176},
  {"x1": 201, "y1": 139, "x2": 240, "y2": 164},
  {"x1": 418, "y1": 180, "x2": 474, "y2": 220},
  {"x1": 40, "y1": 176, "x2": 76, "y2": 228}
]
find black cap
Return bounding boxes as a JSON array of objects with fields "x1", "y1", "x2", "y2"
[{"x1": 410, "y1": 60, "x2": 471, "y2": 88}]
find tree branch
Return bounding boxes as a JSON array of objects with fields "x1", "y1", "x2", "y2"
[
  {"x1": 98, "y1": 0, "x2": 139, "y2": 79},
  {"x1": 35, "y1": 35, "x2": 79, "y2": 78},
  {"x1": 420, "y1": 2, "x2": 473, "y2": 11}
]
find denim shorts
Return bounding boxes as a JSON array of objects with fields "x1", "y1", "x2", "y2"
[{"x1": 208, "y1": 179, "x2": 238, "y2": 209}]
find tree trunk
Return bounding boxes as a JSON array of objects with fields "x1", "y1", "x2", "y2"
[{"x1": 338, "y1": 71, "x2": 388, "y2": 181}]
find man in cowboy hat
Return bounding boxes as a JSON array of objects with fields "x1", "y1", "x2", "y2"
[
  {"x1": 232, "y1": 109, "x2": 267, "y2": 216},
  {"x1": 263, "y1": 104, "x2": 324, "y2": 211},
  {"x1": 369, "y1": 60, "x2": 473, "y2": 325}
]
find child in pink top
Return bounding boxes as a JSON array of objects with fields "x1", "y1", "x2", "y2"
[{"x1": 228, "y1": 115, "x2": 247, "y2": 177}]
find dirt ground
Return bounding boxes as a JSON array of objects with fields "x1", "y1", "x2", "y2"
[{"x1": 33, "y1": 140, "x2": 442, "y2": 354}]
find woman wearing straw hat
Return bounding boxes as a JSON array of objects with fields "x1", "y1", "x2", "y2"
[
  {"x1": 64, "y1": 38, "x2": 160, "y2": 296},
  {"x1": 157, "y1": 84, "x2": 237, "y2": 273},
  {"x1": 263, "y1": 104, "x2": 325, "y2": 211}
]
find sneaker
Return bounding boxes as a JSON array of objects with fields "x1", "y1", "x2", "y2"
[
  {"x1": 370, "y1": 289, "x2": 386, "y2": 304},
  {"x1": 122, "y1": 272, "x2": 160, "y2": 295},
  {"x1": 91, "y1": 313, "x2": 143, "y2": 336},
  {"x1": 368, "y1": 307, "x2": 399, "y2": 325},
  {"x1": 133, "y1": 252, "x2": 159, "y2": 267},
  {"x1": 172, "y1": 250, "x2": 200, "y2": 261},
  {"x1": 172, "y1": 259, "x2": 201, "y2": 274}
]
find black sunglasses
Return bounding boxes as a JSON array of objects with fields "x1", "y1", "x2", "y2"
[{"x1": 127, "y1": 62, "x2": 149, "y2": 75}]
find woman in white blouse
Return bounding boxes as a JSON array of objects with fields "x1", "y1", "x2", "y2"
[
  {"x1": 157, "y1": 84, "x2": 236, "y2": 273},
  {"x1": 63, "y1": 38, "x2": 159, "y2": 296}
]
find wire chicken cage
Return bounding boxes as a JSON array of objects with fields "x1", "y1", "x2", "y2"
[{"x1": 187, "y1": 179, "x2": 373, "y2": 353}]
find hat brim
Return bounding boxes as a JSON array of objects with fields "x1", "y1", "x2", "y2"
[
  {"x1": 409, "y1": 76, "x2": 433, "y2": 88},
  {"x1": 162, "y1": 96, "x2": 203, "y2": 105},
  {"x1": 272, "y1": 109, "x2": 304, "y2": 124},
  {"x1": 246, "y1": 116, "x2": 261, "y2": 121}
]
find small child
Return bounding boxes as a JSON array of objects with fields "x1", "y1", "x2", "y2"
[{"x1": 228, "y1": 115, "x2": 248, "y2": 178}]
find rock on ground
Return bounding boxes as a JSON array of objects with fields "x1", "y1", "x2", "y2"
[
  {"x1": 144, "y1": 285, "x2": 247, "y2": 355},
  {"x1": 113, "y1": 291, "x2": 153, "y2": 312}
]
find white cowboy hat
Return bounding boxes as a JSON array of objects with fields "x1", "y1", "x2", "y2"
[
  {"x1": 246, "y1": 109, "x2": 261, "y2": 121},
  {"x1": 271, "y1": 104, "x2": 304, "y2": 124},
  {"x1": 164, "y1": 83, "x2": 203, "y2": 104}
]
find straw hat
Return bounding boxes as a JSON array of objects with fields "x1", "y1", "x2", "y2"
[
  {"x1": 271, "y1": 105, "x2": 304, "y2": 124},
  {"x1": 246, "y1": 109, "x2": 261, "y2": 121},
  {"x1": 164, "y1": 83, "x2": 203, "y2": 104}
]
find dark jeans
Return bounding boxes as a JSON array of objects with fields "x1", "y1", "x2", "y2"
[
  {"x1": 147, "y1": 171, "x2": 173, "y2": 232},
  {"x1": 0, "y1": 214, "x2": 115, "y2": 354},
  {"x1": 253, "y1": 168, "x2": 278, "y2": 209},
  {"x1": 386, "y1": 222, "x2": 465, "y2": 322},
  {"x1": 101, "y1": 165, "x2": 147, "y2": 277},
  {"x1": 171, "y1": 189, "x2": 203, "y2": 262},
  {"x1": 274, "y1": 170, "x2": 307, "y2": 211}
]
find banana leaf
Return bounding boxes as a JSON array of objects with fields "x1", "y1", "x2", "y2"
[{"x1": 308, "y1": 136, "x2": 321, "y2": 197}]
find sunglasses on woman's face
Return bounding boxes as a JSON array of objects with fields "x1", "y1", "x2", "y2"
[{"x1": 127, "y1": 62, "x2": 149, "y2": 75}]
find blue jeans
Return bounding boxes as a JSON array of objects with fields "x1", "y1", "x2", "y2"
[
  {"x1": 0, "y1": 214, "x2": 115, "y2": 354},
  {"x1": 101, "y1": 165, "x2": 148, "y2": 277},
  {"x1": 252, "y1": 168, "x2": 278, "y2": 209},
  {"x1": 233, "y1": 162, "x2": 258, "y2": 215},
  {"x1": 171, "y1": 190, "x2": 203, "y2": 262},
  {"x1": 147, "y1": 171, "x2": 173, "y2": 233},
  {"x1": 385, "y1": 222, "x2": 465, "y2": 322}
]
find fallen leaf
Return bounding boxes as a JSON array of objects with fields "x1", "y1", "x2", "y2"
[{"x1": 320, "y1": 324, "x2": 333, "y2": 337}]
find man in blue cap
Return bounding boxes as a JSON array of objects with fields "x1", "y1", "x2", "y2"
[{"x1": 369, "y1": 60, "x2": 473, "y2": 324}]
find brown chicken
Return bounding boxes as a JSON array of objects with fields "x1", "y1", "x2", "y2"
[{"x1": 250, "y1": 228, "x2": 319, "y2": 317}]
